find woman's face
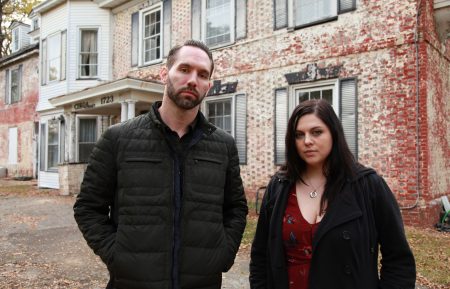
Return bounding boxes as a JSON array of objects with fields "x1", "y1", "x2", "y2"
[{"x1": 295, "y1": 113, "x2": 333, "y2": 170}]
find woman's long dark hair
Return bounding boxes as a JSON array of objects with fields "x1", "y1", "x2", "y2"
[{"x1": 282, "y1": 99, "x2": 357, "y2": 210}]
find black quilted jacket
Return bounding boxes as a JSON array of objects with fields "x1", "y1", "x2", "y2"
[{"x1": 74, "y1": 103, "x2": 248, "y2": 289}]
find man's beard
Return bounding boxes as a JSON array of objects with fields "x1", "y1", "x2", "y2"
[{"x1": 166, "y1": 77, "x2": 206, "y2": 110}]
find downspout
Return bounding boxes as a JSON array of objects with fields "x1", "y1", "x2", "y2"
[{"x1": 400, "y1": 0, "x2": 422, "y2": 210}]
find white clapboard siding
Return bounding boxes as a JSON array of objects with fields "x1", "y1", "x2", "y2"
[
  {"x1": 37, "y1": 3, "x2": 68, "y2": 112},
  {"x1": 38, "y1": 171, "x2": 60, "y2": 189},
  {"x1": 68, "y1": 1, "x2": 111, "y2": 93}
]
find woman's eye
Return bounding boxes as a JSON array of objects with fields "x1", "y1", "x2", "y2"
[
  {"x1": 312, "y1": 130, "x2": 322, "y2": 136},
  {"x1": 295, "y1": 132, "x2": 304, "y2": 139}
]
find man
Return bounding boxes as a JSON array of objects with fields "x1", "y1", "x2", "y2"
[{"x1": 74, "y1": 40, "x2": 248, "y2": 289}]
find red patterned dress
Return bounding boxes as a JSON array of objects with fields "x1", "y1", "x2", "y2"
[{"x1": 282, "y1": 186, "x2": 320, "y2": 289}]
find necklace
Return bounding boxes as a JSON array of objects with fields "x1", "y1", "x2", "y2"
[{"x1": 304, "y1": 177, "x2": 325, "y2": 198}]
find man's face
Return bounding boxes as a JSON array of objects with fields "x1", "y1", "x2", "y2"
[{"x1": 160, "y1": 46, "x2": 212, "y2": 110}]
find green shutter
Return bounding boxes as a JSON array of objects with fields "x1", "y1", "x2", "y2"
[
  {"x1": 340, "y1": 78, "x2": 358, "y2": 158},
  {"x1": 131, "y1": 12, "x2": 139, "y2": 67},
  {"x1": 191, "y1": 0, "x2": 202, "y2": 41},
  {"x1": 273, "y1": 0, "x2": 288, "y2": 30},
  {"x1": 163, "y1": 0, "x2": 172, "y2": 57},
  {"x1": 236, "y1": 0, "x2": 247, "y2": 40},
  {"x1": 274, "y1": 88, "x2": 288, "y2": 165},
  {"x1": 5, "y1": 69, "x2": 10, "y2": 104},
  {"x1": 339, "y1": 0, "x2": 356, "y2": 13},
  {"x1": 235, "y1": 93, "x2": 247, "y2": 164}
]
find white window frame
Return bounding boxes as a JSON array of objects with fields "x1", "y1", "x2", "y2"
[
  {"x1": 76, "y1": 115, "x2": 99, "y2": 162},
  {"x1": 288, "y1": 0, "x2": 338, "y2": 28},
  {"x1": 32, "y1": 18, "x2": 39, "y2": 31},
  {"x1": 290, "y1": 79, "x2": 339, "y2": 116},
  {"x1": 201, "y1": 0, "x2": 235, "y2": 48},
  {"x1": 6, "y1": 67, "x2": 21, "y2": 104},
  {"x1": 139, "y1": 4, "x2": 163, "y2": 66},
  {"x1": 45, "y1": 119, "x2": 61, "y2": 172},
  {"x1": 8, "y1": 127, "x2": 18, "y2": 164},
  {"x1": 203, "y1": 95, "x2": 234, "y2": 135},
  {"x1": 46, "y1": 32, "x2": 62, "y2": 83},
  {"x1": 12, "y1": 28, "x2": 20, "y2": 52},
  {"x1": 78, "y1": 27, "x2": 99, "y2": 79}
]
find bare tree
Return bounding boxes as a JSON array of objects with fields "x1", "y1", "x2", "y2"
[{"x1": 0, "y1": 0, "x2": 41, "y2": 57}]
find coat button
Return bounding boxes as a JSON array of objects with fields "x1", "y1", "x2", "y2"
[
  {"x1": 344, "y1": 265, "x2": 351, "y2": 275},
  {"x1": 342, "y1": 230, "x2": 351, "y2": 240}
]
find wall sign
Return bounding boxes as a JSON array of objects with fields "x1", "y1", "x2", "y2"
[
  {"x1": 207, "y1": 80, "x2": 238, "y2": 96},
  {"x1": 284, "y1": 63, "x2": 342, "y2": 85}
]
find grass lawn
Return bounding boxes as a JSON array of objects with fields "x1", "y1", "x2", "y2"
[{"x1": 242, "y1": 203, "x2": 450, "y2": 289}]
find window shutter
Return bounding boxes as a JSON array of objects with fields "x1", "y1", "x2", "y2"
[
  {"x1": 18, "y1": 65, "x2": 23, "y2": 101},
  {"x1": 39, "y1": 123, "x2": 46, "y2": 171},
  {"x1": 339, "y1": 0, "x2": 356, "y2": 13},
  {"x1": 41, "y1": 39, "x2": 47, "y2": 85},
  {"x1": 235, "y1": 0, "x2": 246, "y2": 40},
  {"x1": 274, "y1": 0, "x2": 288, "y2": 30},
  {"x1": 5, "y1": 69, "x2": 10, "y2": 104},
  {"x1": 163, "y1": 0, "x2": 172, "y2": 57},
  {"x1": 61, "y1": 31, "x2": 66, "y2": 80},
  {"x1": 274, "y1": 88, "x2": 288, "y2": 165},
  {"x1": 340, "y1": 78, "x2": 358, "y2": 158},
  {"x1": 191, "y1": 0, "x2": 202, "y2": 41},
  {"x1": 235, "y1": 93, "x2": 247, "y2": 164},
  {"x1": 131, "y1": 12, "x2": 139, "y2": 67}
]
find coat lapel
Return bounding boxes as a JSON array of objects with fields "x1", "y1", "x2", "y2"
[{"x1": 312, "y1": 182, "x2": 363, "y2": 251}]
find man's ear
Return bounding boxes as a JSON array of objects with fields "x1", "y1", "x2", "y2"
[{"x1": 160, "y1": 66, "x2": 168, "y2": 84}]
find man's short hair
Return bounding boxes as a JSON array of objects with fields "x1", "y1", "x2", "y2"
[{"x1": 166, "y1": 40, "x2": 214, "y2": 77}]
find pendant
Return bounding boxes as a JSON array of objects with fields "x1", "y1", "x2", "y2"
[{"x1": 309, "y1": 190, "x2": 317, "y2": 198}]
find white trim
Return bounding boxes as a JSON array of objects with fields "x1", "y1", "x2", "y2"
[
  {"x1": 77, "y1": 26, "x2": 100, "y2": 79},
  {"x1": 76, "y1": 115, "x2": 99, "y2": 162},
  {"x1": 138, "y1": 3, "x2": 163, "y2": 66},
  {"x1": 202, "y1": 94, "x2": 235, "y2": 137},
  {"x1": 8, "y1": 127, "x2": 18, "y2": 164},
  {"x1": 201, "y1": 0, "x2": 235, "y2": 48},
  {"x1": 290, "y1": 79, "x2": 340, "y2": 116}
]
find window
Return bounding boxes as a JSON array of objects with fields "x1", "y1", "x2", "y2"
[
  {"x1": 12, "y1": 28, "x2": 19, "y2": 52},
  {"x1": 79, "y1": 29, "x2": 98, "y2": 78},
  {"x1": 131, "y1": 2, "x2": 172, "y2": 66},
  {"x1": 47, "y1": 120, "x2": 59, "y2": 170},
  {"x1": 205, "y1": 0, "x2": 233, "y2": 47},
  {"x1": 78, "y1": 118, "x2": 97, "y2": 162},
  {"x1": 274, "y1": 78, "x2": 357, "y2": 164},
  {"x1": 273, "y1": 0, "x2": 356, "y2": 30},
  {"x1": 192, "y1": 0, "x2": 246, "y2": 48},
  {"x1": 39, "y1": 119, "x2": 64, "y2": 172},
  {"x1": 203, "y1": 94, "x2": 247, "y2": 164},
  {"x1": 8, "y1": 127, "x2": 18, "y2": 164},
  {"x1": 4, "y1": 65, "x2": 22, "y2": 104},
  {"x1": 142, "y1": 9, "x2": 161, "y2": 64},
  {"x1": 42, "y1": 31, "x2": 66, "y2": 84},
  {"x1": 32, "y1": 18, "x2": 39, "y2": 31},
  {"x1": 294, "y1": 0, "x2": 337, "y2": 27}
]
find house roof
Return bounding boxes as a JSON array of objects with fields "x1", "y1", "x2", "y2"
[{"x1": 0, "y1": 43, "x2": 39, "y2": 68}]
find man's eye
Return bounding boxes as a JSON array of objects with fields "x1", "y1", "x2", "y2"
[
  {"x1": 180, "y1": 67, "x2": 188, "y2": 73},
  {"x1": 199, "y1": 73, "x2": 209, "y2": 79}
]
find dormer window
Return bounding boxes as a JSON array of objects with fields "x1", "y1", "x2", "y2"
[
  {"x1": 32, "y1": 18, "x2": 39, "y2": 31},
  {"x1": 12, "y1": 28, "x2": 19, "y2": 52}
]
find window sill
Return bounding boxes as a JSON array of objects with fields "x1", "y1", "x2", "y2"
[
  {"x1": 76, "y1": 77, "x2": 100, "y2": 81},
  {"x1": 288, "y1": 16, "x2": 338, "y2": 32},
  {"x1": 138, "y1": 59, "x2": 163, "y2": 68}
]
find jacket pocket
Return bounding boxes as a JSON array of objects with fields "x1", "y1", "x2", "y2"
[{"x1": 193, "y1": 156, "x2": 223, "y2": 165}]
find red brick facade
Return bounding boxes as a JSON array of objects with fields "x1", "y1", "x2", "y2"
[
  {"x1": 0, "y1": 47, "x2": 39, "y2": 178},
  {"x1": 109, "y1": 0, "x2": 449, "y2": 227}
]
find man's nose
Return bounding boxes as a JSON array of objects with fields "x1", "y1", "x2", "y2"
[{"x1": 186, "y1": 72, "x2": 198, "y2": 87}]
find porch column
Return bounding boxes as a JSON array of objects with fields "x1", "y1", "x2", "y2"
[
  {"x1": 127, "y1": 100, "x2": 136, "y2": 120},
  {"x1": 120, "y1": 101, "x2": 128, "y2": 122}
]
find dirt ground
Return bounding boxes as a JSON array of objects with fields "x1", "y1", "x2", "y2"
[{"x1": 0, "y1": 179, "x2": 250, "y2": 289}]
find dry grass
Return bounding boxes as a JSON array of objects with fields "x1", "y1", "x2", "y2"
[{"x1": 242, "y1": 202, "x2": 450, "y2": 289}]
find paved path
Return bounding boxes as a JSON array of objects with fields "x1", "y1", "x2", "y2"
[{"x1": 0, "y1": 192, "x2": 250, "y2": 289}]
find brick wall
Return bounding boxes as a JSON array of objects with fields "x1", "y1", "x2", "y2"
[
  {"x1": 0, "y1": 53, "x2": 39, "y2": 177},
  {"x1": 111, "y1": 0, "x2": 449, "y2": 226}
]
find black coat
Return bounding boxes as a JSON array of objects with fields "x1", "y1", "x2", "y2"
[
  {"x1": 74, "y1": 103, "x2": 248, "y2": 289},
  {"x1": 249, "y1": 167, "x2": 416, "y2": 289}
]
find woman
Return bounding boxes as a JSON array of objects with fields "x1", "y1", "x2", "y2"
[{"x1": 249, "y1": 99, "x2": 416, "y2": 289}]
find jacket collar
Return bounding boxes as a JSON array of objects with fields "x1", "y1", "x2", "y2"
[{"x1": 148, "y1": 101, "x2": 216, "y2": 136}]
